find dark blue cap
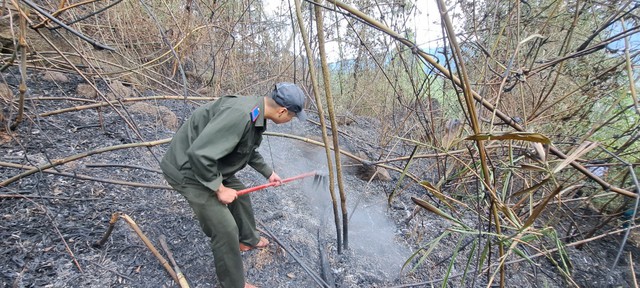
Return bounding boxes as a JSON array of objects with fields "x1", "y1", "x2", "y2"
[{"x1": 271, "y1": 82, "x2": 307, "y2": 121}]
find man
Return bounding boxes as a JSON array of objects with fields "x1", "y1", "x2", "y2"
[{"x1": 160, "y1": 82, "x2": 307, "y2": 288}]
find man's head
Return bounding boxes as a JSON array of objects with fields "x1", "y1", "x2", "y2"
[{"x1": 269, "y1": 82, "x2": 307, "y2": 122}]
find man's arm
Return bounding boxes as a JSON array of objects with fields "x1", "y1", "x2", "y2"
[
  {"x1": 247, "y1": 150, "x2": 273, "y2": 179},
  {"x1": 248, "y1": 150, "x2": 282, "y2": 184}
]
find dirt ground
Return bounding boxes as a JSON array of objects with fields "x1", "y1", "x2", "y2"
[{"x1": 1, "y1": 69, "x2": 639, "y2": 287}]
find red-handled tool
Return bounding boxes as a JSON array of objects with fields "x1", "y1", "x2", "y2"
[{"x1": 237, "y1": 171, "x2": 323, "y2": 196}]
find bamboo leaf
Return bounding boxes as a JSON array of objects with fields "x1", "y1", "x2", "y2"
[
  {"x1": 511, "y1": 246, "x2": 536, "y2": 266},
  {"x1": 519, "y1": 34, "x2": 544, "y2": 45},
  {"x1": 465, "y1": 132, "x2": 551, "y2": 144},
  {"x1": 532, "y1": 142, "x2": 547, "y2": 162},
  {"x1": 412, "y1": 196, "x2": 460, "y2": 225},
  {"x1": 552, "y1": 141, "x2": 599, "y2": 173},
  {"x1": 402, "y1": 232, "x2": 449, "y2": 273},
  {"x1": 509, "y1": 178, "x2": 550, "y2": 199},
  {"x1": 417, "y1": 180, "x2": 461, "y2": 212},
  {"x1": 522, "y1": 185, "x2": 563, "y2": 229},
  {"x1": 550, "y1": 229, "x2": 572, "y2": 275},
  {"x1": 519, "y1": 163, "x2": 548, "y2": 172},
  {"x1": 460, "y1": 240, "x2": 477, "y2": 286},
  {"x1": 442, "y1": 237, "x2": 464, "y2": 288}
]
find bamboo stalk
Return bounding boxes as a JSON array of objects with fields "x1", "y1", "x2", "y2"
[
  {"x1": 622, "y1": 18, "x2": 640, "y2": 115},
  {"x1": 159, "y1": 235, "x2": 190, "y2": 288},
  {"x1": 0, "y1": 160, "x2": 171, "y2": 189},
  {"x1": 631, "y1": 252, "x2": 639, "y2": 288},
  {"x1": 0, "y1": 138, "x2": 171, "y2": 187},
  {"x1": 94, "y1": 212, "x2": 179, "y2": 283},
  {"x1": 38, "y1": 96, "x2": 216, "y2": 117},
  {"x1": 313, "y1": 0, "x2": 348, "y2": 251},
  {"x1": 293, "y1": 0, "x2": 342, "y2": 253},
  {"x1": 434, "y1": 0, "x2": 504, "y2": 284}
]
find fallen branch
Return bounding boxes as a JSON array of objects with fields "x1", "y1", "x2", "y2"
[
  {"x1": 85, "y1": 163, "x2": 162, "y2": 174},
  {"x1": 0, "y1": 161, "x2": 171, "y2": 189},
  {"x1": 159, "y1": 235, "x2": 190, "y2": 288},
  {"x1": 0, "y1": 138, "x2": 171, "y2": 187},
  {"x1": 94, "y1": 212, "x2": 179, "y2": 284},
  {"x1": 38, "y1": 96, "x2": 216, "y2": 117},
  {"x1": 0, "y1": 193, "x2": 101, "y2": 200}
]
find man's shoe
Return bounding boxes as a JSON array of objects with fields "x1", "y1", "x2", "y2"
[{"x1": 239, "y1": 236, "x2": 269, "y2": 252}]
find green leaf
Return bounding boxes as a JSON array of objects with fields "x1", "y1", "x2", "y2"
[
  {"x1": 509, "y1": 177, "x2": 550, "y2": 199},
  {"x1": 402, "y1": 232, "x2": 450, "y2": 273},
  {"x1": 442, "y1": 237, "x2": 465, "y2": 288}
]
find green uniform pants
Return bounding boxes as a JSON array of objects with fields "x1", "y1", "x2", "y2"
[{"x1": 164, "y1": 173, "x2": 260, "y2": 288}]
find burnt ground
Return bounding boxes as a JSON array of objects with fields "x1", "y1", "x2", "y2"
[{"x1": 1, "y1": 69, "x2": 639, "y2": 288}]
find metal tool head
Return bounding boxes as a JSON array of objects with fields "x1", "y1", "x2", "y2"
[{"x1": 311, "y1": 171, "x2": 329, "y2": 193}]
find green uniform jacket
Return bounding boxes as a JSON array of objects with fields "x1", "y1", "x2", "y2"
[{"x1": 160, "y1": 95, "x2": 273, "y2": 191}]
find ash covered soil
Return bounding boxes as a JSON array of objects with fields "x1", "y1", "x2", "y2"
[{"x1": 1, "y1": 70, "x2": 639, "y2": 288}]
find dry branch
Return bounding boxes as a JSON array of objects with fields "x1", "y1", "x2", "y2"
[
  {"x1": 20, "y1": 0, "x2": 114, "y2": 50},
  {"x1": 94, "y1": 212, "x2": 179, "y2": 284},
  {"x1": 38, "y1": 96, "x2": 216, "y2": 117},
  {"x1": 0, "y1": 161, "x2": 171, "y2": 189},
  {"x1": 0, "y1": 138, "x2": 171, "y2": 187}
]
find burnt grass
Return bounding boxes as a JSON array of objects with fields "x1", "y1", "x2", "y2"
[{"x1": 1, "y1": 69, "x2": 639, "y2": 288}]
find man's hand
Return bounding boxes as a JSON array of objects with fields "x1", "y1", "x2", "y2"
[
  {"x1": 268, "y1": 172, "x2": 282, "y2": 186},
  {"x1": 216, "y1": 184, "x2": 237, "y2": 205}
]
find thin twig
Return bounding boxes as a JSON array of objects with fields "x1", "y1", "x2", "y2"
[
  {"x1": 38, "y1": 96, "x2": 216, "y2": 117},
  {"x1": 498, "y1": 223, "x2": 640, "y2": 267},
  {"x1": 0, "y1": 193, "x2": 101, "y2": 200},
  {"x1": 20, "y1": 0, "x2": 114, "y2": 50},
  {"x1": 50, "y1": 0, "x2": 125, "y2": 30},
  {"x1": 0, "y1": 139, "x2": 171, "y2": 187},
  {"x1": 85, "y1": 163, "x2": 162, "y2": 173},
  {"x1": 94, "y1": 212, "x2": 179, "y2": 283}
]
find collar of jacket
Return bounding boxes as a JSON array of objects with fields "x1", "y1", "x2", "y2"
[{"x1": 254, "y1": 96, "x2": 266, "y2": 128}]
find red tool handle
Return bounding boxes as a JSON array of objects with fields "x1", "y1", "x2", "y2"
[{"x1": 236, "y1": 171, "x2": 317, "y2": 196}]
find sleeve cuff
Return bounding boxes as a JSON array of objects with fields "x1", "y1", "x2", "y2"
[{"x1": 196, "y1": 174, "x2": 223, "y2": 191}]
